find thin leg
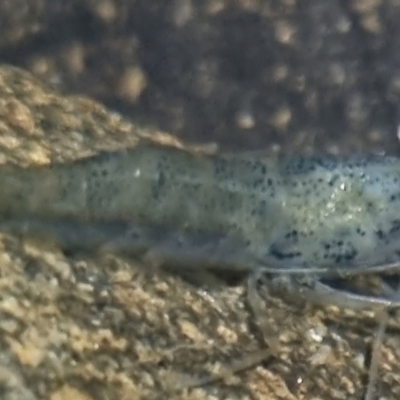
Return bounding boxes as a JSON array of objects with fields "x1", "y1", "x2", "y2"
[
  {"x1": 249, "y1": 268, "x2": 400, "y2": 310},
  {"x1": 364, "y1": 307, "x2": 388, "y2": 400},
  {"x1": 363, "y1": 278, "x2": 400, "y2": 400},
  {"x1": 298, "y1": 279, "x2": 400, "y2": 310}
]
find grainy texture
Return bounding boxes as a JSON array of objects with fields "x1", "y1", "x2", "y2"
[{"x1": 0, "y1": 65, "x2": 398, "y2": 400}]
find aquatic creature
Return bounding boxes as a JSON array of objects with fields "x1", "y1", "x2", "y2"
[{"x1": 1, "y1": 141, "x2": 400, "y2": 308}]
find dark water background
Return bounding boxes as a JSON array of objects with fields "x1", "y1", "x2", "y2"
[{"x1": 1, "y1": 0, "x2": 399, "y2": 155}]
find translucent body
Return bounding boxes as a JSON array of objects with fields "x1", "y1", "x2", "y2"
[{"x1": 1, "y1": 143, "x2": 400, "y2": 278}]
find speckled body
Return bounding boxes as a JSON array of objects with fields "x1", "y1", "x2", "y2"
[{"x1": 1, "y1": 143, "x2": 400, "y2": 273}]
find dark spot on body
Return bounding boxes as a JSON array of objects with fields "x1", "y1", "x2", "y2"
[
  {"x1": 390, "y1": 219, "x2": 400, "y2": 234},
  {"x1": 253, "y1": 178, "x2": 264, "y2": 189},
  {"x1": 356, "y1": 227, "x2": 366, "y2": 236},
  {"x1": 269, "y1": 246, "x2": 302, "y2": 260},
  {"x1": 389, "y1": 193, "x2": 400, "y2": 202},
  {"x1": 151, "y1": 171, "x2": 167, "y2": 201},
  {"x1": 158, "y1": 171, "x2": 166, "y2": 188},
  {"x1": 214, "y1": 159, "x2": 228, "y2": 175},
  {"x1": 320, "y1": 239, "x2": 358, "y2": 265},
  {"x1": 328, "y1": 174, "x2": 339, "y2": 187},
  {"x1": 376, "y1": 229, "x2": 385, "y2": 240},
  {"x1": 284, "y1": 230, "x2": 298, "y2": 239}
]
